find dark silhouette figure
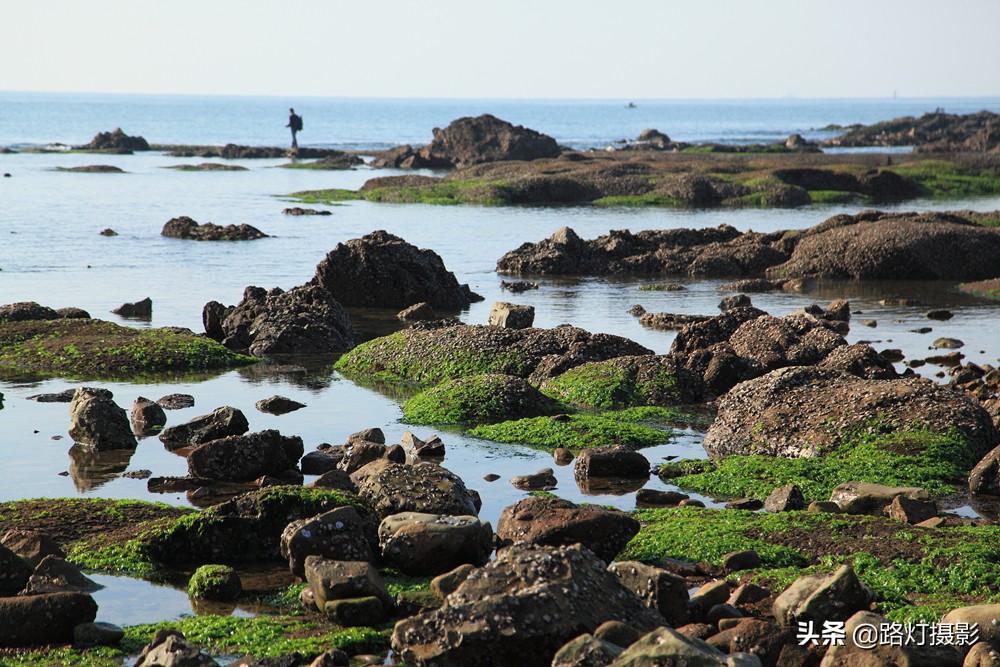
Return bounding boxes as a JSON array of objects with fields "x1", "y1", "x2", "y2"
[{"x1": 287, "y1": 108, "x2": 303, "y2": 149}]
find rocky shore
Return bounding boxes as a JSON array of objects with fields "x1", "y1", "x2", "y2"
[{"x1": 4, "y1": 111, "x2": 1000, "y2": 667}]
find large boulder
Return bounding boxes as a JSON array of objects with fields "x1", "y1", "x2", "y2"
[
  {"x1": 771, "y1": 565, "x2": 873, "y2": 628},
  {"x1": 204, "y1": 284, "x2": 355, "y2": 356},
  {"x1": 495, "y1": 496, "x2": 639, "y2": 563},
  {"x1": 159, "y1": 406, "x2": 249, "y2": 451},
  {"x1": 608, "y1": 561, "x2": 689, "y2": 628},
  {"x1": 768, "y1": 210, "x2": 1000, "y2": 281},
  {"x1": 0, "y1": 592, "x2": 98, "y2": 646},
  {"x1": 970, "y1": 444, "x2": 1000, "y2": 496},
  {"x1": 826, "y1": 110, "x2": 1000, "y2": 152},
  {"x1": 311, "y1": 230, "x2": 481, "y2": 310},
  {"x1": 134, "y1": 630, "x2": 220, "y2": 667},
  {"x1": 703, "y1": 366, "x2": 999, "y2": 460},
  {"x1": 356, "y1": 462, "x2": 478, "y2": 519},
  {"x1": 390, "y1": 543, "x2": 665, "y2": 667},
  {"x1": 422, "y1": 114, "x2": 561, "y2": 168},
  {"x1": 304, "y1": 556, "x2": 392, "y2": 613},
  {"x1": 819, "y1": 610, "x2": 963, "y2": 666},
  {"x1": 68, "y1": 387, "x2": 137, "y2": 450},
  {"x1": 336, "y1": 323, "x2": 653, "y2": 386},
  {"x1": 281, "y1": 506, "x2": 375, "y2": 578},
  {"x1": 378, "y1": 512, "x2": 493, "y2": 576},
  {"x1": 186, "y1": 429, "x2": 304, "y2": 482},
  {"x1": 0, "y1": 301, "x2": 63, "y2": 322}
]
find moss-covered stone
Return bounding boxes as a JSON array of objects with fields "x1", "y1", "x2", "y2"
[
  {"x1": 622, "y1": 506, "x2": 1000, "y2": 623},
  {"x1": 334, "y1": 324, "x2": 650, "y2": 388},
  {"x1": 0, "y1": 319, "x2": 254, "y2": 379},
  {"x1": 468, "y1": 406, "x2": 681, "y2": 452},
  {"x1": 402, "y1": 373, "x2": 565, "y2": 425},
  {"x1": 188, "y1": 564, "x2": 242, "y2": 600},
  {"x1": 540, "y1": 356, "x2": 700, "y2": 409},
  {"x1": 658, "y1": 426, "x2": 979, "y2": 502}
]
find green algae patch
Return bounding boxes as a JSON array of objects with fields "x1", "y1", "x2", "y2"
[
  {"x1": 622, "y1": 506, "x2": 1000, "y2": 623},
  {"x1": 807, "y1": 190, "x2": 870, "y2": 205},
  {"x1": 165, "y1": 163, "x2": 248, "y2": 171},
  {"x1": 187, "y1": 564, "x2": 241, "y2": 599},
  {"x1": 0, "y1": 319, "x2": 255, "y2": 379},
  {"x1": 126, "y1": 615, "x2": 388, "y2": 660},
  {"x1": 961, "y1": 278, "x2": 1000, "y2": 299},
  {"x1": 540, "y1": 357, "x2": 696, "y2": 410},
  {"x1": 468, "y1": 406, "x2": 680, "y2": 452},
  {"x1": 0, "y1": 645, "x2": 141, "y2": 667},
  {"x1": 285, "y1": 188, "x2": 362, "y2": 203},
  {"x1": 657, "y1": 427, "x2": 976, "y2": 501},
  {"x1": 402, "y1": 373, "x2": 565, "y2": 425},
  {"x1": 334, "y1": 330, "x2": 534, "y2": 387},
  {"x1": 890, "y1": 160, "x2": 1000, "y2": 198},
  {"x1": 0, "y1": 497, "x2": 194, "y2": 577}
]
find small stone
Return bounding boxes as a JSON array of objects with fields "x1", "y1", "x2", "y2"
[
  {"x1": 635, "y1": 489, "x2": 688, "y2": 506},
  {"x1": 932, "y1": 337, "x2": 964, "y2": 349},
  {"x1": 764, "y1": 484, "x2": 804, "y2": 512},
  {"x1": 725, "y1": 498, "x2": 763, "y2": 511},
  {"x1": 255, "y1": 395, "x2": 306, "y2": 415},
  {"x1": 722, "y1": 550, "x2": 762, "y2": 573},
  {"x1": 74, "y1": 621, "x2": 124, "y2": 648},
  {"x1": 111, "y1": 297, "x2": 152, "y2": 319},
  {"x1": 430, "y1": 563, "x2": 474, "y2": 599},
  {"x1": 888, "y1": 495, "x2": 938, "y2": 524},
  {"x1": 483, "y1": 473, "x2": 500, "y2": 482},
  {"x1": 926, "y1": 309, "x2": 954, "y2": 321},
  {"x1": 553, "y1": 447, "x2": 574, "y2": 465}
]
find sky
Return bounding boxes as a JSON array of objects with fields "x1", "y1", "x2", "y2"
[{"x1": 3, "y1": 0, "x2": 1000, "y2": 99}]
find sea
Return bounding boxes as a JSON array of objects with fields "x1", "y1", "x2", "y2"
[{"x1": 1, "y1": 92, "x2": 1000, "y2": 626}]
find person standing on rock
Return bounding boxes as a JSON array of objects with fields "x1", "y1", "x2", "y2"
[{"x1": 286, "y1": 108, "x2": 303, "y2": 149}]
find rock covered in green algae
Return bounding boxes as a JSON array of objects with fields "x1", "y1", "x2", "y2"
[{"x1": 402, "y1": 373, "x2": 564, "y2": 425}]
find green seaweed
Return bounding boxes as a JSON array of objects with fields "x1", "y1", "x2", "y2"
[
  {"x1": 0, "y1": 319, "x2": 254, "y2": 380},
  {"x1": 657, "y1": 426, "x2": 977, "y2": 501},
  {"x1": 468, "y1": 406, "x2": 679, "y2": 452},
  {"x1": 622, "y1": 507, "x2": 1000, "y2": 624},
  {"x1": 402, "y1": 373, "x2": 564, "y2": 425}
]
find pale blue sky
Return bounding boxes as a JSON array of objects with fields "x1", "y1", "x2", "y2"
[{"x1": 4, "y1": 0, "x2": 999, "y2": 99}]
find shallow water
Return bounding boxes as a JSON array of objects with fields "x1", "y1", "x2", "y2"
[{"x1": 3, "y1": 145, "x2": 1000, "y2": 628}]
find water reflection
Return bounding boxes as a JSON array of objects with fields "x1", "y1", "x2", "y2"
[{"x1": 68, "y1": 443, "x2": 136, "y2": 492}]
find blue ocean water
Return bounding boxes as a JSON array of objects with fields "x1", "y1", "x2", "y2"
[{"x1": 2, "y1": 91, "x2": 999, "y2": 150}]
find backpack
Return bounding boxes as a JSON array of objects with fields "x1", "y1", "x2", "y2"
[{"x1": 294, "y1": 115, "x2": 304, "y2": 132}]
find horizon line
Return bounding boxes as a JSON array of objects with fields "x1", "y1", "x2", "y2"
[{"x1": 3, "y1": 89, "x2": 1000, "y2": 103}]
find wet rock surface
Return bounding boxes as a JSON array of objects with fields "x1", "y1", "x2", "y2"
[
  {"x1": 827, "y1": 110, "x2": 1000, "y2": 152},
  {"x1": 311, "y1": 230, "x2": 482, "y2": 310},
  {"x1": 162, "y1": 215, "x2": 268, "y2": 241},
  {"x1": 204, "y1": 284, "x2": 355, "y2": 356},
  {"x1": 391, "y1": 543, "x2": 664, "y2": 667},
  {"x1": 703, "y1": 366, "x2": 999, "y2": 459},
  {"x1": 497, "y1": 210, "x2": 1000, "y2": 282},
  {"x1": 495, "y1": 496, "x2": 639, "y2": 562},
  {"x1": 186, "y1": 429, "x2": 304, "y2": 482}
]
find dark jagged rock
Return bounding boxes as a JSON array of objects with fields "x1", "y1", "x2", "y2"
[
  {"x1": 0, "y1": 593, "x2": 99, "y2": 647},
  {"x1": 496, "y1": 225, "x2": 786, "y2": 277},
  {"x1": 311, "y1": 230, "x2": 482, "y2": 310},
  {"x1": 76, "y1": 128, "x2": 150, "y2": 153},
  {"x1": 112, "y1": 297, "x2": 152, "y2": 319},
  {"x1": 356, "y1": 462, "x2": 478, "y2": 519},
  {"x1": 390, "y1": 543, "x2": 664, "y2": 667},
  {"x1": 205, "y1": 284, "x2": 355, "y2": 356},
  {"x1": 161, "y1": 216, "x2": 268, "y2": 241},
  {"x1": 282, "y1": 207, "x2": 332, "y2": 216}
]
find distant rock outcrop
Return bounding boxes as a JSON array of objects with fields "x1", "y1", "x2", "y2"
[
  {"x1": 370, "y1": 115, "x2": 561, "y2": 169},
  {"x1": 826, "y1": 110, "x2": 1000, "y2": 152},
  {"x1": 76, "y1": 128, "x2": 150, "y2": 153}
]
